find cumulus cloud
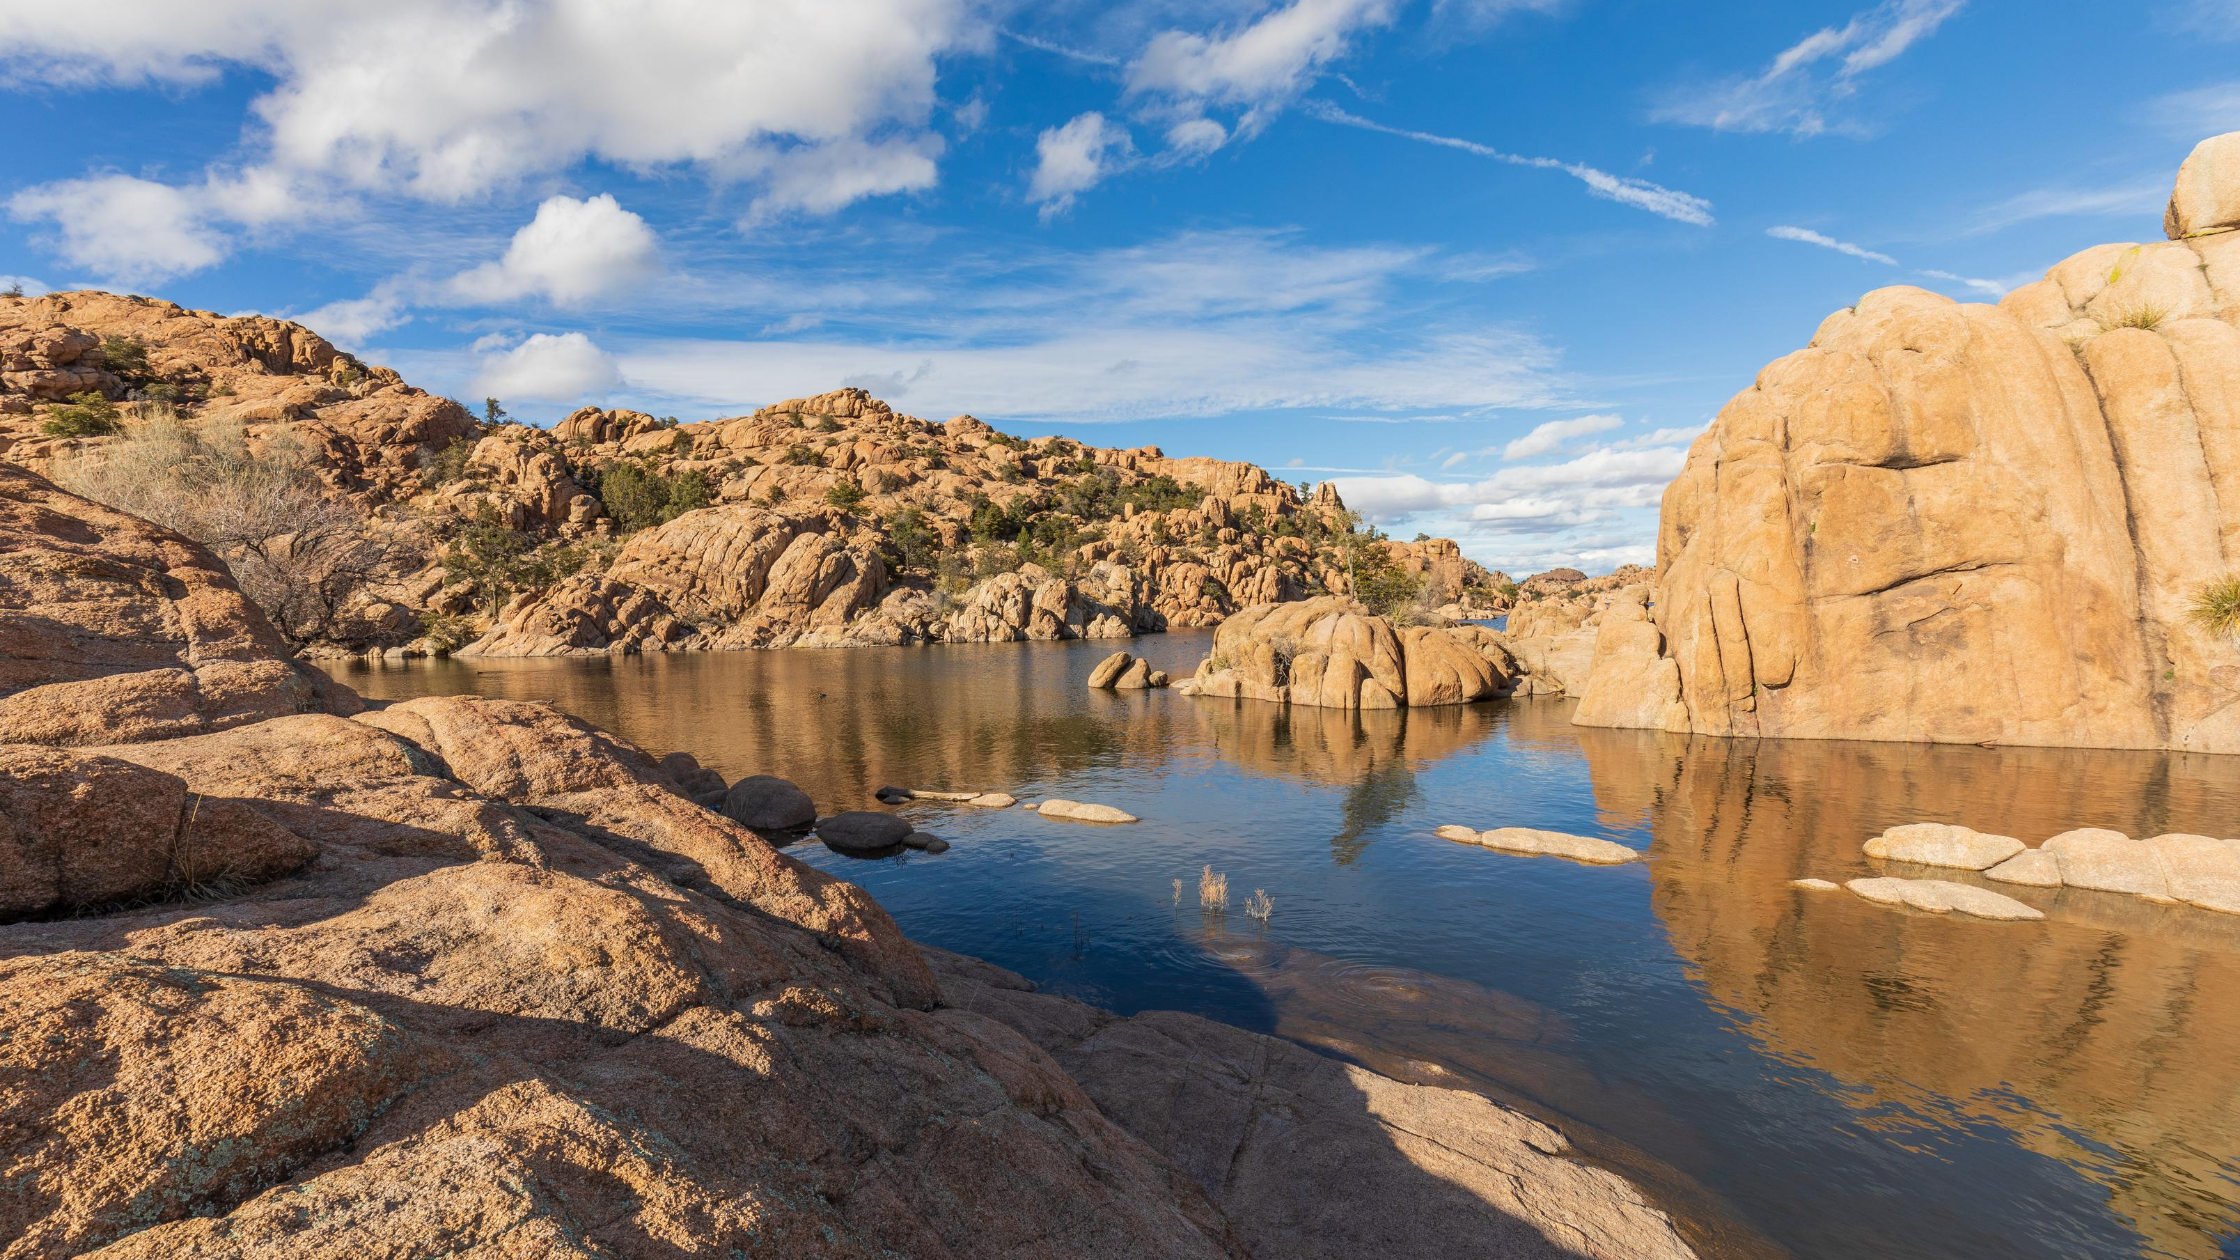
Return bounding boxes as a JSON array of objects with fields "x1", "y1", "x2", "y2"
[
  {"x1": 1766, "y1": 225, "x2": 1897, "y2": 266},
  {"x1": 0, "y1": 0, "x2": 977, "y2": 277},
  {"x1": 1305, "y1": 101, "x2": 1715, "y2": 225},
  {"x1": 1029, "y1": 112, "x2": 1136, "y2": 217},
  {"x1": 6, "y1": 175, "x2": 228, "y2": 285},
  {"x1": 1651, "y1": 0, "x2": 1963, "y2": 137},
  {"x1": 470, "y1": 331, "x2": 623, "y2": 402},
  {"x1": 1163, "y1": 118, "x2": 1231, "y2": 160},
  {"x1": 1503, "y1": 413, "x2": 1623, "y2": 460},
  {"x1": 447, "y1": 194, "x2": 660, "y2": 307}
]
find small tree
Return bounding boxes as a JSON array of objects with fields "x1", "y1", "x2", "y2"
[
  {"x1": 484, "y1": 397, "x2": 508, "y2": 424},
  {"x1": 824, "y1": 481, "x2": 867, "y2": 512},
  {"x1": 100, "y1": 335, "x2": 149, "y2": 380},
  {"x1": 442, "y1": 502, "x2": 537, "y2": 618},
  {"x1": 2, "y1": 281, "x2": 23, "y2": 299}
]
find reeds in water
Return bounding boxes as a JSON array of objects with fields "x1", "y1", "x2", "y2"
[
  {"x1": 1198, "y1": 864, "x2": 1228, "y2": 910},
  {"x1": 1244, "y1": 888, "x2": 1274, "y2": 922},
  {"x1": 1171, "y1": 877, "x2": 1182, "y2": 905}
]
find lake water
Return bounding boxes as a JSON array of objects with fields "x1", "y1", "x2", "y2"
[{"x1": 339, "y1": 634, "x2": 2240, "y2": 1260}]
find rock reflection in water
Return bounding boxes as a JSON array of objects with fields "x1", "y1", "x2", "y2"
[{"x1": 1577, "y1": 727, "x2": 2240, "y2": 1259}]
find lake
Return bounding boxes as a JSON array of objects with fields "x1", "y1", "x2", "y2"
[{"x1": 338, "y1": 634, "x2": 2240, "y2": 1260}]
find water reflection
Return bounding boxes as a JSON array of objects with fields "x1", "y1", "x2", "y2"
[
  {"x1": 341, "y1": 644, "x2": 2240, "y2": 1260},
  {"x1": 1577, "y1": 727, "x2": 2240, "y2": 1259}
]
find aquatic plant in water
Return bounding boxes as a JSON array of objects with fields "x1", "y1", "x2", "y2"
[
  {"x1": 1245, "y1": 889, "x2": 1274, "y2": 922},
  {"x1": 1198, "y1": 865, "x2": 1228, "y2": 910}
]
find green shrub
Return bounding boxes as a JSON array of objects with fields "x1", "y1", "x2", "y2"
[
  {"x1": 824, "y1": 481, "x2": 867, "y2": 512},
  {"x1": 880, "y1": 506, "x2": 939, "y2": 572},
  {"x1": 781, "y1": 443, "x2": 824, "y2": 466},
  {"x1": 100, "y1": 335, "x2": 149, "y2": 379},
  {"x1": 592, "y1": 461, "x2": 710, "y2": 534},
  {"x1": 42, "y1": 391, "x2": 121, "y2": 437},
  {"x1": 421, "y1": 436, "x2": 477, "y2": 487}
]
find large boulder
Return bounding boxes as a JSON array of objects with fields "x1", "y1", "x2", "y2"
[
  {"x1": 1180, "y1": 597, "x2": 1510, "y2": 709},
  {"x1": 0, "y1": 463, "x2": 356, "y2": 746},
  {"x1": 816, "y1": 810, "x2": 912, "y2": 852},
  {"x1": 721, "y1": 774, "x2": 817, "y2": 831},
  {"x1": 1571, "y1": 133, "x2": 2240, "y2": 753}
]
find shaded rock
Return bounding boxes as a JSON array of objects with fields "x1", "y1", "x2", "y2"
[
  {"x1": 720, "y1": 774, "x2": 818, "y2": 831},
  {"x1": 1984, "y1": 848, "x2": 2065, "y2": 888},
  {"x1": 902, "y1": 832, "x2": 950, "y2": 853},
  {"x1": 924, "y1": 947, "x2": 1699, "y2": 1260},
  {"x1": 2146, "y1": 832, "x2": 2240, "y2": 913},
  {"x1": 817, "y1": 810, "x2": 911, "y2": 852},
  {"x1": 656, "y1": 750, "x2": 726, "y2": 803},
  {"x1": 0, "y1": 746, "x2": 312, "y2": 920},
  {"x1": 2043, "y1": 828, "x2": 2174, "y2": 901},
  {"x1": 1088, "y1": 651, "x2": 1135, "y2": 689},
  {"x1": 1038, "y1": 799, "x2": 1139, "y2": 824},
  {"x1": 1473, "y1": 827, "x2": 1642, "y2": 866},
  {"x1": 1863, "y1": 823, "x2": 2026, "y2": 871},
  {"x1": 1844, "y1": 877, "x2": 2046, "y2": 921}
]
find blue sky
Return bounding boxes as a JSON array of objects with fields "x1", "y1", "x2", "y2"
[{"x1": 4, "y1": 0, "x2": 2236, "y2": 574}]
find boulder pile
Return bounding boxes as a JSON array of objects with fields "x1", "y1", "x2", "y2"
[
  {"x1": 1176, "y1": 596, "x2": 1516, "y2": 709},
  {"x1": 1567, "y1": 131, "x2": 2240, "y2": 754}
]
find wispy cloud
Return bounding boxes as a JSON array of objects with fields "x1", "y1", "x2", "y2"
[
  {"x1": 1502, "y1": 413, "x2": 1622, "y2": 459},
  {"x1": 1652, "y1": 0, "x2": 1964, "y2": 137},
  {"x1": 1304, "y1": 101, "x2": 1716, "y2": 225},
  {"x1": 1765, "y1": 221, "x2": 2008, "y2": 296},
  {"x1": 2144, "y1": 80, "x2": 2240, "y2": 140},
  {"x1": 1966, "y1": 180, "x2": 2167, "y2": 234},
  {"x1": 1000, "y1": 27, "x2": 1123, "y2": 67},
  {"x1": 1766, "y1": 225, "x2": 1897, "y2": 266}
]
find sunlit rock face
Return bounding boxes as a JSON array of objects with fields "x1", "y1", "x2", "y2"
[
  {"x1": 1572, "y1": 725, "x2": 2240, "y2": 1258},
  {"x1": 1575, "y1": 132, "x2": 2240, "y2": 753}
]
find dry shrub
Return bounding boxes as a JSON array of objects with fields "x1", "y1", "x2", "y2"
[
  {"x1": 59, "y1": 407, "x2": 421, "y2": 646},
  {"x1": 1244, "y1": 889, "x2": 1274, "y2": 922}
]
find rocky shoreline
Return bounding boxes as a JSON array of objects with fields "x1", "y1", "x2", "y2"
[{"x1": 0, "y1": 459, "x2": 1697, "y2": 1255}]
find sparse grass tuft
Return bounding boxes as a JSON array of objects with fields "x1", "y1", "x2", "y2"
[
  {"x1": 1171, "y1": 878, "x2": 1182, "y2": 905},
  {"x1": 2099, "y1": 302, "x2": 2170, "y2": 332},
  {"x1": 1198, "y1": 865, "x2": 1228, "y2": 911},
  {"x1": 1244, "y1": 889, "x2": 1274, "y2": 922},
  {"x1": 2189, "y1": 574, "x2": 2240, "y2": 641}
]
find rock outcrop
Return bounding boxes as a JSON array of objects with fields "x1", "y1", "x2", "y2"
[
  {"x1": 0, "y1": 464, "x2": 353, "y2": 745},
  {"x1": 0, "y1": 475, "x2": 1694, "y2": 1257},
  {"x1": 1569, "y1": 134, "x2": 2240, "y2": 753},
  {"x1": 1177, "y1": 597, "x2": 1515, "y2": 709}
]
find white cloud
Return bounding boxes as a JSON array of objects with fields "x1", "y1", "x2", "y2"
[
  {"x1": 470, "y1": 331, "x2": 623, "y2": 402},
  {"x1": 1128, "y1": 0, "x2": 1397, "y2": 114},
  {"x1": 447, "y1": 194, "x2": 660, "y2": 306},
  {"x1": 1503, "y1": 413, "x2": 1623, "y2": 460},
  {"x1": 1966, "y1": 180, "x2": 2167, "y2": 234},
  {"x1": 1029, "y1": 112, "x2": 1136, "y2": 217},
  {"x1": 297, "y1": 283, "x2": 412, "y2": 346},
  {"x1": 2146, "y1": 80, "x2": 2240, "y2": 140},
  {"x1": 1918, "y1": 268, "x2": 2007, "y2": 297},
  {"x1": 5, "y1": 175, "x2": 227, "y2": 284},
  {"x1": 1651, "y1": 0, "x2": 1963, "y2": 137},
  {"x1": 2166, "y1": 0, "x2": 2240, "y2": 38},
  {"x1": 0, "y1": 0, "x2": 979, "y2": 274},
  {"x1": 1163, "y1": 118, "x2": 1231, "y2": 159},
  {"x1": 1305, "y1": 101, "x2": 1715, "y2": 225},
  {"x1": 1766, "y1": 225, "x2": 1897, "y2": 266}
]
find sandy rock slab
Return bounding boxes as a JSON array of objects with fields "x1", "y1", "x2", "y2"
[
  {"x1": 1439, "y1": 826, "x2": 1641, "y2": 865},
  {"x1": 1863, "y1": 823, "x2": 2025, "y2": 870},
  {"x1": 1844, "y1": 877, "x2": 2045, "y2": 921},
  {"x1": 1038, "y1": 799, "x2": 1139, "y2": 824}
]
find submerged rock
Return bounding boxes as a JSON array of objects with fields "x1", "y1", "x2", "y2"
[
  {"x1": 1864, "y1": 823, "x2": 2026, "y2": 871},
  {"x1": 1434, "y1": 824, "x2": 1481, "y2": 844},
  {"x1": 1844, "y1": 877, "x2": 2046, "y2": 922},
  {"x1": 966, "y1": 792, "x2": 1017, "y2": 809},
  {"x1": 902, "y1": 831, "x2": 949, "y2": 853},
  {"x1": 816, "y1": 811, "x2": 911, "y2": 852},
  {"x1": 1473, "y1": 827, "x2": 1641, "y2": 866},
  {"x1": 1791, "y1": 878, "x2": 1841, "y2": 891},
  {"x1": 720, "y1": 774, "x2": 817, "y2": 832},
  {"x1": 1038, "y1": 799, "x2": 1139, "y2": 824}
]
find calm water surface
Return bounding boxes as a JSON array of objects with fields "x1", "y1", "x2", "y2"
[{"x1": 340, "y1": 635, "x2": 2240, "y2": 1260}]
